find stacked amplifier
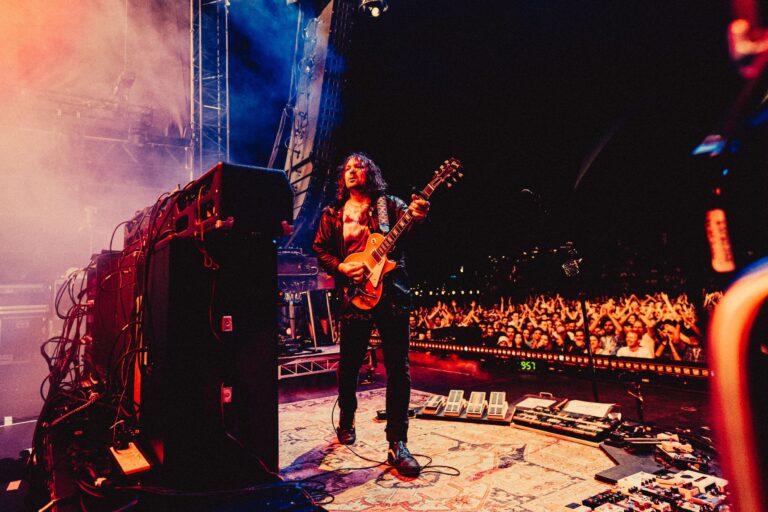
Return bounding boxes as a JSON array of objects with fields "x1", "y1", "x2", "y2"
[{"x1": 102, "y1": 163, "x2": 293, "y2": 487}]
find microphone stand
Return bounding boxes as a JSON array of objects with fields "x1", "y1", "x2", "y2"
[
  {"x1": 520, "y1": 189, "x2": 601, "y2": 402},
  {"x1": 578, "y1": 291, "x2": 600, "y2": 403},
  {"x1": 628, "y1": 377, "x2": 645, "y2": 424},
  {"x1": 563, "y1": 253, "x2": 600, "y2": 402}
]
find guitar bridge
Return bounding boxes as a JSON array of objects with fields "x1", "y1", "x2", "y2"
[
  {"x1": 347, "y1": 284, "x2": 377, "y2": 300},
  {"x1": 351, "y1": 286, "x2": 377, "y2": 300}
]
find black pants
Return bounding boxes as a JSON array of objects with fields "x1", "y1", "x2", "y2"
[{"x1": 337, "y1": 301, "x2": 411, "y2": 443}]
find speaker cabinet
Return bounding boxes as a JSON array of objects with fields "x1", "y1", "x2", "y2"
[{"x1": 140, "y1": 234, "x2": 279, "y2": 487}]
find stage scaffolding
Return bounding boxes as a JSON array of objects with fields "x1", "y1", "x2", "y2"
[{"x1": 190, "y1": 0, "x2": 230, "y2": 177}]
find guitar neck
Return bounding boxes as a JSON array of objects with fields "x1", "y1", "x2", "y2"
[{"x1": 373, "y1": 183, "x2": 436, "y2": 261}]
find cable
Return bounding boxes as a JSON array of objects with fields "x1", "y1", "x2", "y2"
[
  {"x1": 48, "y1": 393, "x2": 100, "y2": 428},
  {"x1": 327, "y1": 397, "x2": 461, "y2": 477},
  {"x1": 328, "y1": 399, "x2": 388, "y2": 468},
  {"x1": 109, "y1": 220, "x2": 131, "y2": 253}
]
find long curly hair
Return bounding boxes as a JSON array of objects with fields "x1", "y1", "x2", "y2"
[{"x1": 335, "y1": 152, "x2": 388, "y2": 204}]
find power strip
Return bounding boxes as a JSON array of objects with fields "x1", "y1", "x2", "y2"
[{"x1": 109, "y1": 442, "x2": 151, "y2": 475}]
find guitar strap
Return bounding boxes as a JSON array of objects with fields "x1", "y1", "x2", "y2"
[{"x1": 376, "y1": 195, "x2": 390, "y2": 233}]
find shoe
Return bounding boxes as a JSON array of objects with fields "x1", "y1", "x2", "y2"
[
  {"x1": 336, "y1": 425, "x2": 356, "y2": 445},
  {"x1": 387, "y1": 441, "x2": 421, "y2": 477},
  {"x1": 336, "y1": 422, "x2": 356, "y2": 445}
]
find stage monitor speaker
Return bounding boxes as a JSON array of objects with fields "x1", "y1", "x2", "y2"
[{"x1": 140, "y1": 234, "x2": 279, "y2": 488}]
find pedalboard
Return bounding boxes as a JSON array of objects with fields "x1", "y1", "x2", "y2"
[
  {"x1": 415, "y1": 390, "x2": 513, "y2": 425},
  {"x1": 575, "y1": 469, "x2": 730, "y2": 511}
]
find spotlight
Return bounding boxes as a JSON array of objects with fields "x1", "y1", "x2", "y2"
[{"x1": 359, "y1": 0, "x2": 388, "y2": 17}]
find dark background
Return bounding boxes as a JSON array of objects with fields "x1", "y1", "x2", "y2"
[{"x1": 230, "y1": 0, "x2": 761, "y2": 291}]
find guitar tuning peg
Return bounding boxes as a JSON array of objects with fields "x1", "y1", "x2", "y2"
[
  {"x1": 447, "y1": 182, "x2": 453, "y2": 188},
  {"x1": 458, "y1": 172, "x2": 464, "y2": 178}
]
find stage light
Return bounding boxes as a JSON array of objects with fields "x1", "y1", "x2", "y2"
[{"x1": 359, "y1": 0, "x2": 388, "y2": 17}]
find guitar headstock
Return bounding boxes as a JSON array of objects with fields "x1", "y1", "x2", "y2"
[{"x1": 432, "y1": 157, "x2": 463, "y2": 189}]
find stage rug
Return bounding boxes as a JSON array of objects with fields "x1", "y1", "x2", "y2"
[{"x1": 279, "y1": 388, "x2": 613, "y2": 511}]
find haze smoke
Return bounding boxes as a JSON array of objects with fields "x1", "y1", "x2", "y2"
[{"x1": 0, "y1": 1, "x2": 190, "y2": 282}]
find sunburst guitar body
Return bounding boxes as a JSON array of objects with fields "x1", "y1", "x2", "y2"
[{"x1": 343, "y1": 158, "x2": 463, "y2": 310}]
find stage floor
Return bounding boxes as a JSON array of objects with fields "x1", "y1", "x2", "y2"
[
  {"x1": 277, "y1": 350, "x2": 713, "y2": 510},
  {"x1": 280, "y1": 387, "x2": 614, "y2": 511}
]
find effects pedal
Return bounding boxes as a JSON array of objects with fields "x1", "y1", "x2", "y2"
[
  {"x1": 487, "y1": 391, "x2": 508, "y2": 420},
  {"x1": 466, "y1": 391, "x2": 487, "y2": 418},
  {"x1": 109, "y1": 442, "x2": 151, "y2": 475},
  {"x1": 443, "y1": 389, "x2": 465, "y2": 416},
  {"x1": 421, "y1": 394, "x2": 445, "y2": 415}
]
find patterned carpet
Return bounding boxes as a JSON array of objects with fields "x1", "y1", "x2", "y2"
[{"x1": 280, "y1": 388, "x2": 613, "y2": 511}]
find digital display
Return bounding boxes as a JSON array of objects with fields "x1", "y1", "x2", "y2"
[{"x1": 518, "y1": 360, "x2": 537, "y2": 371}]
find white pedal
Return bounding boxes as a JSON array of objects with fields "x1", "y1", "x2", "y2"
[
  {"x1": 109, "y1": 442, "x2": 151, "y2": 475},
  {"x1": 487, "y1": 391, "x2": 508, "y2": 419},
  {"x1": 466, "y1": 391, "x2": 487, "y2": 418},
  {"x1": 443, "y1": 389, "x2": 465, "y2": 416},
  {"x1": 422, "y1": 394, "x2": 445, "y2": 414}
]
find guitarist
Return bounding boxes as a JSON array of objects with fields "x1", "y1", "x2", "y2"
[{"x1": 313, "y1": 152, "x2": 429, "y2": 477}]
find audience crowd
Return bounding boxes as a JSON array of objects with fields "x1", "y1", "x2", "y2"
[{"x1": 409, "y1": 291, "x2": 722, "y2": 362}]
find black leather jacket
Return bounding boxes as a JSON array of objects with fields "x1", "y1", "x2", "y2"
[{"x1": 312, "y1": 195, "x2": 411, "y2": 312}]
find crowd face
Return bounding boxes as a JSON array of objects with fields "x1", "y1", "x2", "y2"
[
  {"x1": 574, "y1": 330, "x2": 585, "y2": 347},
  {"x1": 590, "y1": 335, "x2": 600, "y2": 352},
  {"x1": 660, "y1": 323, "x2": 676, "y2": 339},
  {"x1": 625, "y1": 331, "x2": 640, "y2": 349}
]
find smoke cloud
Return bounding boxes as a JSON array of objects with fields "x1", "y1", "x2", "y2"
[{"x1": 0, "y1": 1, "x2": 191, "y2": 282}]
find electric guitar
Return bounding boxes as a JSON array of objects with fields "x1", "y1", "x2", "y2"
[{"x1": 344, "y1": 157, "x2": 462, "y2": 310}]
